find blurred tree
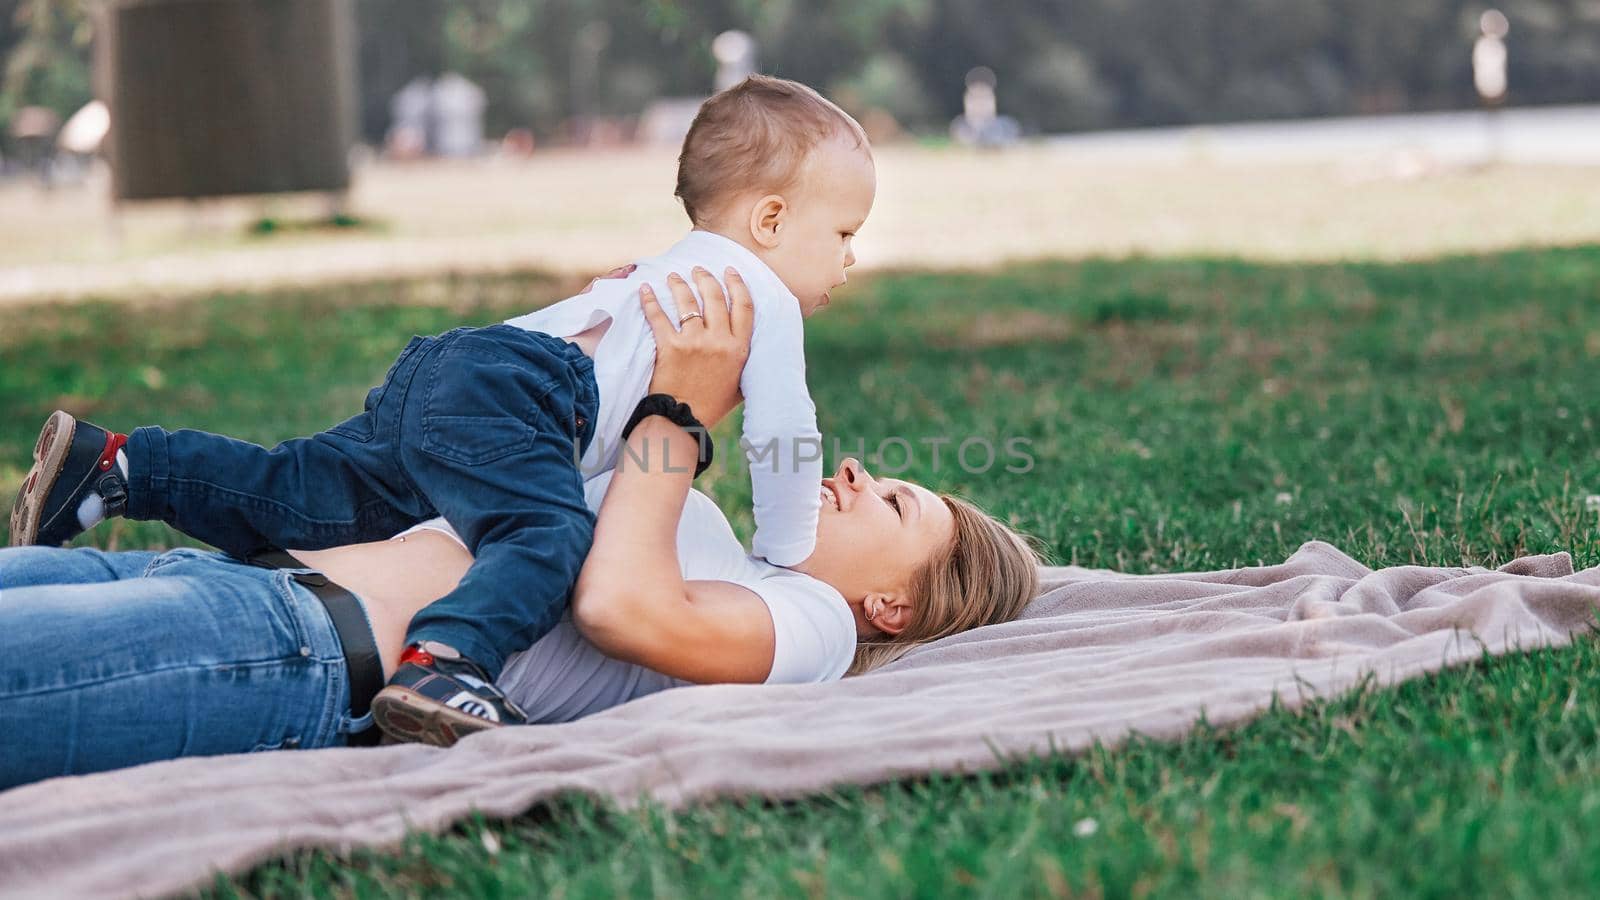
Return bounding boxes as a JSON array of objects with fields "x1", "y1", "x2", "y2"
[
  {"x1": 357, "y1": 0, "x2": 446, "y2": 143},
  {"x1": 833, "y1": 51, "x2": 939, "y2": 129},
  {"x1": 1, "y1": 0, "x2": 93, "y2": 150},
  {"x1": 6, "y1": 0, "x2": 1600, "y2": 147}
]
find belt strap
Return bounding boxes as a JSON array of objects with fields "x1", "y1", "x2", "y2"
[{"x1": 248, "y1": 550, "x2": 385, "y2": 747}]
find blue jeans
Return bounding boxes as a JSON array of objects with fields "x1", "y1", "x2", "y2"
[
  {"x1": 122, "y1": 324, "x2": 601, "y2": 678},
  {"x1": 0, "y1": 545, "x2": 374, "y2": 791}
]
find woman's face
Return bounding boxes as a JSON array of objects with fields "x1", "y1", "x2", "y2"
[{"x1": 790, "y1": 458, "x2": 955, "y2": 636}]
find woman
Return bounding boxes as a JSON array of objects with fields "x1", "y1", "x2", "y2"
[{"x1": 0, "y1": 271, "x2": 1041, "y2": 790}]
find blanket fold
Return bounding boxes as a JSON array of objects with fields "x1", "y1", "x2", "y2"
[{"x1": 3, "y1": 540, "x2": 1597, "y2": 900}]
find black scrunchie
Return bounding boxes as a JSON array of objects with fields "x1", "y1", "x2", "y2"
[{"x1": 620, "y1": 393, "x2": 714, "y2": 478}]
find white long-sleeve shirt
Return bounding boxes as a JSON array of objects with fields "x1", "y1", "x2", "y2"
[{"x1": 504, "y1": 229, "x2": 822, "y2": 566}]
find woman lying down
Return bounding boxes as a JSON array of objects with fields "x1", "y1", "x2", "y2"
[{"x1": 0, "y1": 272, "x2": 1040, "y2": 790}]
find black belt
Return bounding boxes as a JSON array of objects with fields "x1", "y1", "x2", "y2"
[{"x1": 248, "y1": 550, "x2": 385, "y2": 747}]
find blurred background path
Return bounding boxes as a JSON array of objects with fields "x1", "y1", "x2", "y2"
[{"x1": 5, "y1": 102, "x2": 1600, "y2": 307}]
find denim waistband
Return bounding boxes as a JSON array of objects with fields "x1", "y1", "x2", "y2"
[
  {"x1": 464, "y1": 323, "x2": 601, "y2": 446},
  {"x1": 254, "y1": 554, "x2": 381, "y2": 741}
]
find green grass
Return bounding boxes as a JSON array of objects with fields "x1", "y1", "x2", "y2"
[{"x1": 3, "y1": 248, "x2": 1599, "y2": 896}]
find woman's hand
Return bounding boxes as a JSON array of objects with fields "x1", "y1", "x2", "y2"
[
  {"x1": 579, "y1": 263, "x2": 636, "y2": 294},
  {"x1": 640, "y1": 266, "x2": 754, "y2": 429}
]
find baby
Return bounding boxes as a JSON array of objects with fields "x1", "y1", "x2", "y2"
[{"x1": 8, "y1": 75, "x2": 875, "y2": 745}]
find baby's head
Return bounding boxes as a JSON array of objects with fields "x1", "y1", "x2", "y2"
[{"x1": 675, "y1": 75, "x2": 876, "y2": 317}]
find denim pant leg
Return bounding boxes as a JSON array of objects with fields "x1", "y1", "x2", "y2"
[
  {"x1": 399, "y1": 326, "x2": 600, "y2": 678},
  {"x1": 0, "y1": 548, "x2": 360, "y2": 791},
  {"x1": 121, "y1": 335, "x2": 437, "y2": 558},
  {"x1": 0, "y1": 545, "x2": 159, "y2": 588}
]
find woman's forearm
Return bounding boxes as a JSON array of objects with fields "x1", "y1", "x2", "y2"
[
  {"x1": 574, "y1": 267, "x2": 758, "y2": 665},
  {"x1": 572, "y1": 416, "x2": 700, "y2": 638}
]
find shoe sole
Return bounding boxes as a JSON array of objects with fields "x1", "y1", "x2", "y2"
[
  {"x1": 8, "y1": 410, "x2": 76, "y2": 547},
  {"x1": 370, "y1": 684, "x2": 503, "y2": 748}
]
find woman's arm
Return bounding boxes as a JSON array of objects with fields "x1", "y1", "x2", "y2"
[{"x1": 571, "y1": 267, "x2": 778, "y2": 683}]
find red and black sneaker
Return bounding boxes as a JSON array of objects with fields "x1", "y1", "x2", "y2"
[
  {"x1": 370, "y1": 641, "x2": 529, "y2": 747},
  {"x1": 8, "y1": 410, "x2": 129, "y2": 547}
]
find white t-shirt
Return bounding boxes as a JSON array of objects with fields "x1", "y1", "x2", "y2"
[
  {"x1": 396, "y1": 471, "x2": 857, "y2": 724},
  {"x1": 502, "y1": 229, "x2": 823, "y2": 567}
]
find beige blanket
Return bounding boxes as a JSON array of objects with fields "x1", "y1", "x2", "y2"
[{"x1": 3, "y1": 540, "x2": 1598, "y2": 900}]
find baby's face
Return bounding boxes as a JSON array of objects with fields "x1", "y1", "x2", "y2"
[{"x1": 766, "y1": 136, "x2": 876, "y2": 317}]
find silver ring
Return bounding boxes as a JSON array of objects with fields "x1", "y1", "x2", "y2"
[{"x1": 678, "y1": 311, "x2": 704, "y2": 326}]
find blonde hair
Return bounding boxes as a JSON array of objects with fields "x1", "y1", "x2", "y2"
[
  {"x1": 675, "y1": 74, "x2": 869, "y2": 226},
  {"x1": 847, "y1": 496, "x2": 1045, "y2": 676}
]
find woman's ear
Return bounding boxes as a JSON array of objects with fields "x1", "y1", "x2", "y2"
[
  {"x1": 748, "y1": 194, "x2": 787, "y2": 249},
  {"x1": 865, "y1": 591, "x2": 913, "y2": 637}
]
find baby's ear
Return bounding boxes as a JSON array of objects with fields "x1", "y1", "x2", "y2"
[{"x1": 748, "y1": 194, "x2": 787, "y2": 249}]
